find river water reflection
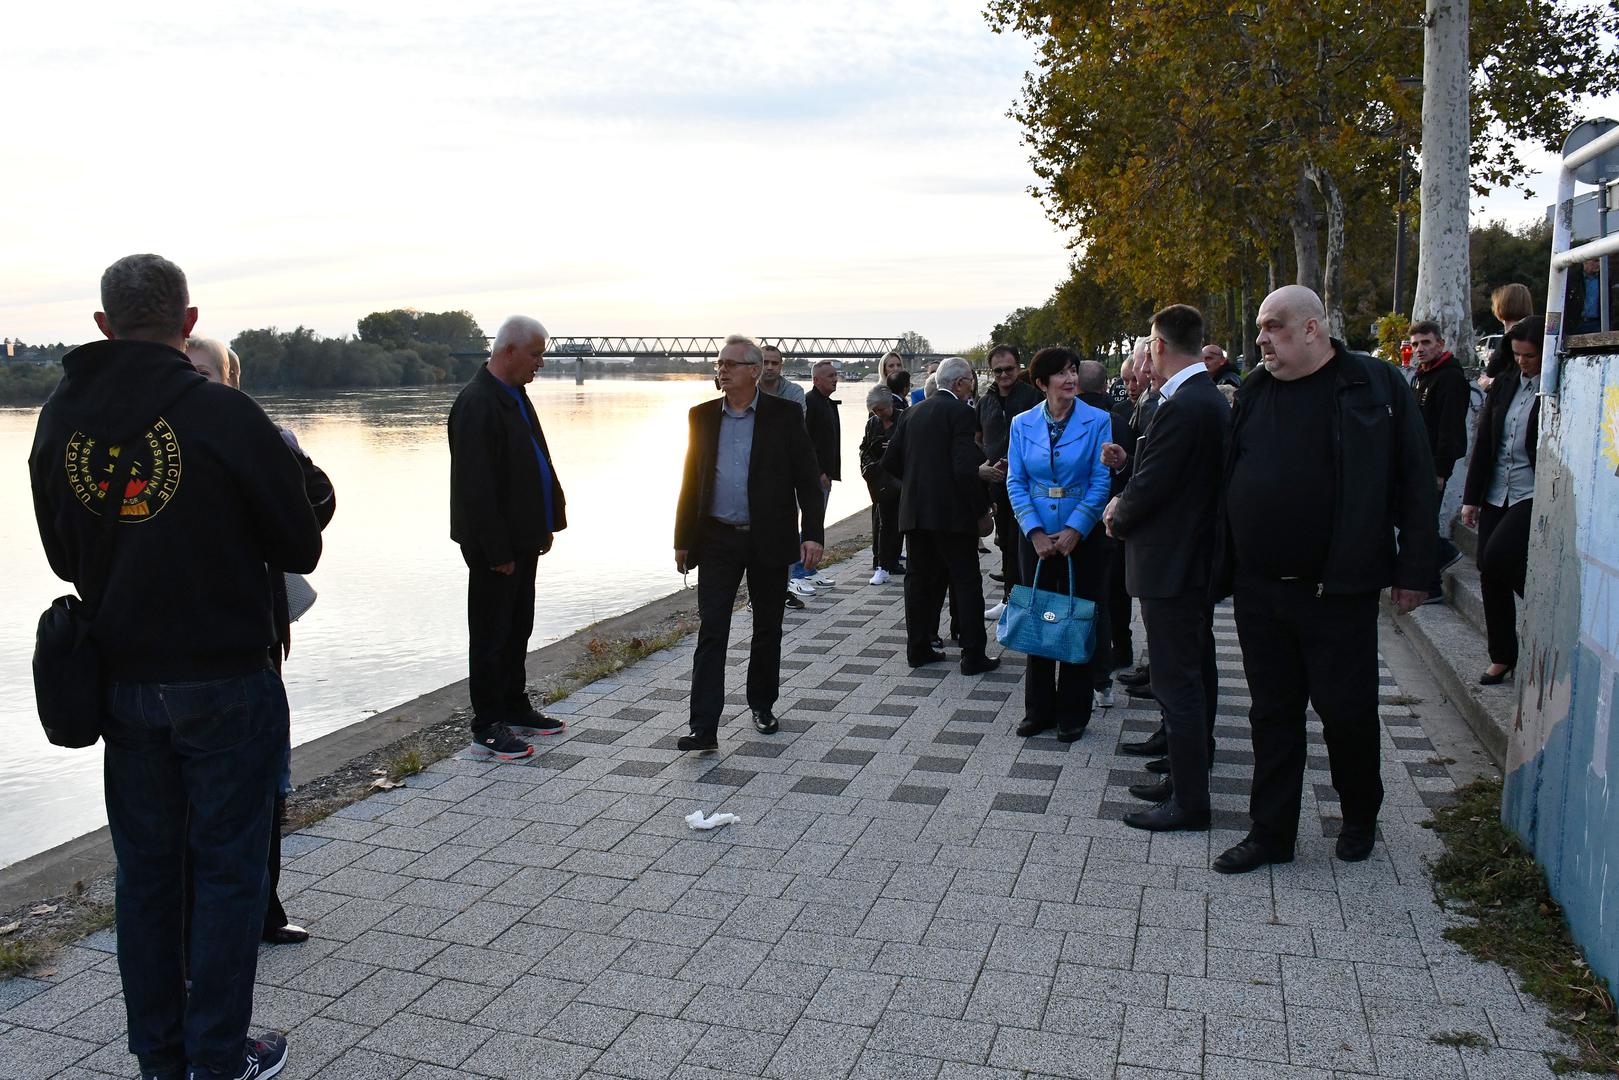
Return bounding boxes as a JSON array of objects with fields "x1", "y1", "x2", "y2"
[{"x1": 0, "y1": 374, "x2": 873, "y2": 868}]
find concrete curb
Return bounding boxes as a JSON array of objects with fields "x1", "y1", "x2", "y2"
[
  {"x1": 0, "y1": 509, "x2": 874, "y2": 912},
  {"x1": 1389, "y1": 595, "x2": 1515, "y2": 767}
]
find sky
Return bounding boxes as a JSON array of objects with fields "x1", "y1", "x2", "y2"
[{"x1": 2, "y1": 1, "x2": 1611, "y2": 350}]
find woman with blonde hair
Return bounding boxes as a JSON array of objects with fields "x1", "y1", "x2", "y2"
[{"x1": 1481, "y1": 283, "x2": 1534, "y2": 386}]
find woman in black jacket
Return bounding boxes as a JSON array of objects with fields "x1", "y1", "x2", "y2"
[
  {"x1": 1461, "y1": 317, "x2": 1542, "y2": 684},
  {"x1": 860, "y1": 384, "x2": 904, "y2": 583}
]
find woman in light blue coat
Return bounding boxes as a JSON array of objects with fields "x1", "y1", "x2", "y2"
[{"x1": 1005, "y1": 347, "x2": 1114, "y2": 741}]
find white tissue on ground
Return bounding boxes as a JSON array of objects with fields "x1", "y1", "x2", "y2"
[{"x1": 685, "y1": 809, "x2": 740, "y2": 831}]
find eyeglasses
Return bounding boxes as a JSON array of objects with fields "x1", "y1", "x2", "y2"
[
  {"x1": 714, "y1": 360, "x2": 759, "y2": 370},
  {"x1": 991, "y1": 366, "x2": 1017, "y2": 375}
]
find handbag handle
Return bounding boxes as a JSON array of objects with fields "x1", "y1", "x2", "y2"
[{"x1": 1021, "y1": 555, "x2": 1081, "y2": 617}]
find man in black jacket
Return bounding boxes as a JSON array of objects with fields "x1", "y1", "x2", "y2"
[
  {"x1": 1203, "y1": 344, "x2": 1243, "y2": 391},
  {"x1": 804, "y1": 360, "x2": 841, "y2": 570},
  {"x1": 1104, "y1": 306, "x2": 1227, "y2": 832},
  {"x1": 976, "y1": 344, "x2": 1042, "y2": 613},
  {"x1": 674, "y1": 335, "x2": 825, "y2": 751},
  {"x1": 30, "y1": 254, "x2": 321, "y2": 1080},
  {"x1": 1211, "y1": 285, "x2": 1436, "y2": 874},
  {"x1": 1408, "y1": 319, "x2": 1470, "y2": 600},
  {"x1": 882, "y1": 356, "x2": 999, "y2": 675},
  {"x1": 449, "y1": 315, "x2": 569, "y2": 760},
  {"x1": 1078, "y1": 360, "x2": 1130, "y2": 709}
]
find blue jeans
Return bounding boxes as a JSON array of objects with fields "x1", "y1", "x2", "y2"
[
  {"x1": 789, "y1": 488, "x2": 832, "y2": 579},
  {"x1": 103, "y1": 667, "x2": 287, "y2": 1077}
]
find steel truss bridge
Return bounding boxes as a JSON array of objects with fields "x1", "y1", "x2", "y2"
[{"x1": 475, "y1": 336, "x2": 946, "y2": 361}]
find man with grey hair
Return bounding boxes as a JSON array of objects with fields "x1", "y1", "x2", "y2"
[
  {"x1": 449, "y1": 314, "x2": 568, "y2": 760},
  {"x1": 30, "y1": 254, "x2": 321, "y2": 1080},
  {"x1": 803, "y1": 360, "x2": 842, "y2": 586},
  {"x1": 882, "y1": 356, "x2": 998, "y2": 674},
  {"x1": 674, "y1": 334, "x2": 824, "y2": 750}
]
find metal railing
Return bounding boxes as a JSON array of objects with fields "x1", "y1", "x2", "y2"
[{"x1": 1545, "y1": 122, "x2": 1619, "y2": 395}]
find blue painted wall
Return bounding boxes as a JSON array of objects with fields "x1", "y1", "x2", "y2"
[{"x1": 1504, "y1": 348, "x2": 1619, "y2": 988}]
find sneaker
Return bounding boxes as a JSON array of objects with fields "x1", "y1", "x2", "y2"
[
  {"x1": 807, "y1": 573, "x2": 837, "y2": 587},
  {"x1": 190, "y1": 1033, "x2": 288, "y2": 1080},
  {"x1": 470, "y1": 723, "x2": 534, "y2": 760},
  {"x1": 1438, "y1": 543, "x2": 1464, "y2": 576},
  {"x1": 1421, "y1": 589, "x2": 1447, "y2": 606},
  {"x1": 984, "y1": 601, "x2": 1006, "y2": 620},
  {"x1": 511, "y1": 711, "x2": 565, "y2": 736},
  {"x1": 1094, "y1": 686, "x2": 1115, "y2": 708},
  {"x1": 787, "y1": 579, "x2": 816, "y2": 597},
  {"x1": 870, "y1": 568, "x2": 890, "y2": 585},
  {"x1": 785, "y1": 592, "x2": 807, "y2": 610}
]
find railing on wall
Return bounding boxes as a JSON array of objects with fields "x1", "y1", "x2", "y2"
[{"x1": 1545, "y1": 122, "x2": 1619, "y2": 396}]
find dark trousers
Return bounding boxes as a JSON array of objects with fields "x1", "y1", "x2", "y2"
[
  {"x1": 1233, "y1": 577, "x2": 1383, "y2": 850},
  {"x1": 465, "y1": 550, "x2": 539, "y2": 732},
  {"x1": 1478, "y1": 500, "x2": 1532, "y2": 666},
  {"x1": 904, "y1": 529, "x2": 987, "y2": 661},
  {"x1": 1016, "y1": 531, "x2": 1105, "y2": 731},
  {"x1": 689, "y1": 521, "x2": 789, "y2": 738},
  {"x1": 866, "y1": 473, "x2": 903, "y2": 570},
  {"x1": 1089, "y1": 536, "x2": 1117, "y2": 691},
  {"x1": 103, "y1": 668, "x2": 286, "y2": 1077},
  {"x1": 1139, "y1": 593, "x2": 1218, "y2": 815},
  {"x1": 991, "y1": 482, "x2": 1019, "y2": 601},
  {"x1": 1107, "y1": 541, "x2": 1133, "y2": 667}
]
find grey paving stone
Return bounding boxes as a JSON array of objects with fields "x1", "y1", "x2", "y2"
[
  {"x1": 803, "y1": 969, "x2": 899, "y2": 1027},
  {"x1": 358, "y1": 1012, "x2": 488, "y2": 1068},
  {"x1": 1, "y1": 970, "x2": 121, "y2": 1029},
  {"x1": 874, "y1": 942, "x2": 985, "y2": 983},
  {"x1": 0, "y1": 1025, "x2": 97, "y2": 1077},
  {"x1": 319, "y1": 968, "x2": 438, "y2": 1025},
  {"x1": 889, "y1": 976, "x2": 974, "y2": 1019},
  {"x1": 460, "y1": 1033, "x2": 602, "y2": 1080},
  {"x1": 685, "y1": 1026, "x2": 785, "y2": 1075},
  {"x1": 963, "y1": 969, "x2": 1053, "y2": 1027},
  {"x1": 850, "y1": 1049, "x2": 944, "y2": 1080},
  {"x1": 1117, "y1": 1004, "x2": 1203, "y2": 1073},
  {"x1": 577, "y1": 970, "x2": 702, "y2": 1018},
  {"x1": 985, "y1": 925, "x2": 1066, "y2": 976},
  {"x1": 1284, "y1": 1003, "x2": 1376, "y2": 1072},
  {"x1": 408, "y1": 978, "x2": 500, "y2": 1023},
  {"x1": 310, "y1": 1047, "x2": 416, "y2": 1080},
  {"x1": 685, "y1": 985, "x2": 806, "y2": 1035},
  {"x1": 765, "y1": 1018, "x2": 869, "y2": 1080},
  {"x1": 986, "y1": 1026, "x2": 1114, "y2": 1077}
]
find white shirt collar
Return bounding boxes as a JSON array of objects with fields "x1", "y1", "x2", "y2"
[{"x1": 1158, "y1": 363, "x2": 1203, "y2": 400}]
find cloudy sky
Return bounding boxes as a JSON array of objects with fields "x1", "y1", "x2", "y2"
[{"x1": 1, "y1": 1, "x2": 1606, "y2": 349}]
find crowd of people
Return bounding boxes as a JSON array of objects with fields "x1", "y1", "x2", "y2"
[{"x1": 27, "y1": 251, "x2": 1531, "y2": 1080}]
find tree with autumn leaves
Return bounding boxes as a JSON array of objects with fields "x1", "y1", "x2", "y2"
[{"x1": 985, "y1": 0, "x2": 1618, "y2": 344}]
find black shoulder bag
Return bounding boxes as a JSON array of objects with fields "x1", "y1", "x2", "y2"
[{"x1": 33, "y1": 449, "x2": 141, "y2": 748}]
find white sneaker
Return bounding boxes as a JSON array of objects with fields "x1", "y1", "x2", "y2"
[
  {"x1": 1094, "y1": 687, "x2": 1115, "y2": 709},
  {"x1": 788, "y1": 578, "x2": 816, "y2": 597},
  {"x1": 870, "y1": 568, "x2": 890, "y2": 585},
  {"x1": 808, "y1": 573, "x2": 837, "y2": 587},
  {"x1": 984, "y1": 601, "x2": 1006, "y2": 620}
]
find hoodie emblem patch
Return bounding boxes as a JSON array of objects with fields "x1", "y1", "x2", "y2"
[{"x1": 64, "y1": 419, "x2": 183, "y2": 521}]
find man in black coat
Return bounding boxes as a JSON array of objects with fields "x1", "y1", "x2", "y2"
[
  {"x1": 449, "y1": 315, "x2": 568, "y2": 760},
  {"x1": 1211, "y1": 285, "x2": 1436, "y2": 874},
  {"x1": 674, "y1": 335, "x2": 825, "y2": 751},
  {"x1": 1203, "y1": 344, "x2": 1244, "y2": 391},
  {"x1": 804, "y1": 359, "x2": 841, "y2": 512},
  {"x1": 1105, "y1": 306, "x2": 1228, "y2": 832},
  {"x1": 881, "y1": 356, "x2": 999, "y2": 675},
  {"x1": 975, "y1": 344, "x2": 1042, "y2": 609},
  {"x1": 1078, "y1": 360, "x2": 1130, "y2": 708},
  {"x1": 1408, "y1": 319, "x2": 1470, "y2": 599}
]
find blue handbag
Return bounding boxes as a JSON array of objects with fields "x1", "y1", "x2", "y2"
[{"x1": 996, "y1": 559, "x2": 1097, "y2": 665}]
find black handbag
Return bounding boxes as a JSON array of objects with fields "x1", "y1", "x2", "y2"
[{"x1": 32, "y1": 450, "x2": 139, "y2": 749}]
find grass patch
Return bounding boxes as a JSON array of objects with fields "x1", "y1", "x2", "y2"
[
  {"x1": 0, "y1": 898, "x2": 114, "y2": 979},
  {"x1": 387, "y1": 746, "x2": 425, "y2": 782},
  {"x1": 1429, "y1": 776, "x2": 1619, "y2": 1074},
  {"x1": 539, "y1": 620, "x2": 698, "y2": 704},
  {"x1": 1431, "y1": 1030, "x2": 1491, "y2": 1049}
]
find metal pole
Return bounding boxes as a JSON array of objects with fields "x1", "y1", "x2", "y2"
[
  {"x1": 1392, "y1": 152, "x2": 1409, "y2": 315},
  {"x1": 1601, "y1": 179, "x2": 1612, "y2": 333}
]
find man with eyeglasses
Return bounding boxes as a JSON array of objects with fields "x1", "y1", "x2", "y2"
[
  {"x1": 674, "y1": 335, "x2": 824, "y2": 751},
  {"x1": 975, "y1": 344, "x2": 1041, "y2": 619}
]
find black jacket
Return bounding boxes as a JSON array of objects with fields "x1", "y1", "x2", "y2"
[
  {"x1": 1108, "y1": 372, "x2": 1228, "y2": 599},
  {"x1": 448, "y1": 365, "x2": 568, "y2": 567},
  {"x1": 881, "y1": 389, "x2": 987, "y2": 533},
  {"x1": 1208, "y1": 361, "x2": 1244, "y2": 391},
  {"x1": 1214, "y1": 342, "x2": 1438, "y2": 597},
  {"x1": 673, "y1": 391, "x2": 824, "y2": 568},
  {"x1": 29, "y1": 340, "x2": 322, "y2": 681},
  {"x1": 976, "y1": 380, "x2": 1042, "y2": 463},
  {"x1": 1080, "y1": 391, "x2": 1131, "y2": 498},
  {"x1": 1463, "y1": 371, "x2": 1539, "y2": 508},
  {"x1": 805, "y1": 386, "x2": 842, "y2": 481},
  {"x1": 1411, "y1": 352, "x2": 1471, "y2": 480}
]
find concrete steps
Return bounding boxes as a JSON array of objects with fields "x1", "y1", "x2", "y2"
[{"x1": 1389, "y1": 517, "x2": 1515, "y2": 765}]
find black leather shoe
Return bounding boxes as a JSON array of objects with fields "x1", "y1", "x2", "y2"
[
  {"x1": 1479, "y1": 666, "x2": 1513, "y2": 685},
  {"x1": 1121, "y1": 729, "x2": 1167, "y2": 757},
  {"x1": 930, "y1": 637, "x2": 945, "y2": 650},
  {"x1": 908, "y1": 649, "x2": 948, "y2": 668},
  {"x1": 1129, "y1": 777, "x2": 1173, "y2": 802},
  {"x1": 1118, "y1": 665, "x2": 1151, "y2": 688},
  {"x1": 1127, "y1": 682, "x2": 1157, "y2": 700},
  {"x1": 1335, "y1": 823, "x2": 1376, "y2": 862},
  {"x1": 1015, "y1": 716, "x2": 1049, "y2": 737},
  {"x1": 988, "y1": 572, "x2": 1006, "y2": 583},
  {"x1": 1213, "y1": 837, "x2": 1294, "y2": 874},
  {"x1": 752, "y1": 709, "x2": 779, "y2": 735},
  {"x1": 960, "y1": 654, "x2": 1001, "y2": 676},
  {"x1": 1123, "y1": 800, "x2": 1209, "y2": 832},
  {"x1": 1145, "y1": 756, "x2": 1169, "y2": 774},
  {"x1": 262, "y1": 924, "x2": 309, "y2": 945},
  {"x1": 785, "y1": 593, "x2": 807, "y2": 610},
  {"x1": 1056, "y1": 724, "x2": 1086, "y2": 744},
  {"x1": 677, "y1": 733, "x2": 719, "y2": 753}
]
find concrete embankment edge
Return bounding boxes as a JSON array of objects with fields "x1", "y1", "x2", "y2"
[{"x1": 0, "y1": 509, "x2": 874, "y2": 912}]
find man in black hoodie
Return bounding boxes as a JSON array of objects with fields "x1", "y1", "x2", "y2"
[
  {"x1": 1408, "y1": 320, "x2": 1470, "y2": 600},
  {"x1": 30, "y1": 254, "x2": 321, "y2": 1080}
]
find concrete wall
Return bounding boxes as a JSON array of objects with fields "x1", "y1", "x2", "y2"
[{"x1": 1504, "y1": 347, "x2": 1619, "y2": 986}]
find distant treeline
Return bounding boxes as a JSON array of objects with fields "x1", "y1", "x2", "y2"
[
  {"x1": 232, "y1": 309, "x2": 489, "y2": 389},
  {"x1": 0, "y1": 361, "x2": 65, "y2": 405}
]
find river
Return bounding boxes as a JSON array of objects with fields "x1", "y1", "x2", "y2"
[{"x1": 0, "y1": 374, "x2": 875, "y2": 868}]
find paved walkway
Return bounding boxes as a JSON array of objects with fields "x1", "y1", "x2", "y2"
[{"x1": 0, "y1": 553, "x2": 1577, "y2": 1079}]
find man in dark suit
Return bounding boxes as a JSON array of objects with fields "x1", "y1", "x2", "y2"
[
  {"x1": 1105, "y1": 305, "x2": 1228, "y2": 832},
  {"x1": 881, "y1": 356, "x2": 999, "y2": 675},
  {"x1": 449, "y1": 315, "x2": 568, "y2": 761},
  {"x1": 674, "y1": 335, "x2": 825, "y2": 752}
]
